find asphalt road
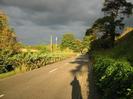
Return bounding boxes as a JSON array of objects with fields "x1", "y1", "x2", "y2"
[{"x1": 0, "y1": 55, "x2": 88, "y2": 99}]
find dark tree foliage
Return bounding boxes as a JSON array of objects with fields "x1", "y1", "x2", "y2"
[
  {"x1": 85, "y1": 28, "x2": 93, "y2": 36},
  {"x1": 86, "y1": 16, "x2": 116, "y2": 36},
  {"x1": 102, "y1": 0, "x2": 133, "y2": 46}
]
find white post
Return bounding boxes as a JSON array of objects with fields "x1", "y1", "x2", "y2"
[
  {"x1": 56, "y1": 36, "x2": 58, "y2": 48},
  {"x1": 50, "y1": 35, "x2": 53, "y2": 52}
]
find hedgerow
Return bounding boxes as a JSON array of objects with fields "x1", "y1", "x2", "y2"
[
  {"x1": 0, "y1": 50, "x2": 72, "y2": 74},
  {"x1": 93, "y1": 56, "x2": 133, "y2": 99}
]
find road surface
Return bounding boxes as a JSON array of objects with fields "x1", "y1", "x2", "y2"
[{"x1": 0, "y1": 55, "x2": 88, "y2": 99}]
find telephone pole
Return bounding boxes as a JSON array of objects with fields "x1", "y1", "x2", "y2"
[
  {"x1": 50, "y1": 35, "x2": 53, "y2": 52},
  {"x1": 55, "y1": 36, "x2": 58, "y2": 49}
]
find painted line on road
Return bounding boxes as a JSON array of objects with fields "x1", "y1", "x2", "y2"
[
  {"x1": 49, "y1": 68, "x2": 58, "y2": 73},
  {"x1": 0, "y1": 94, "x2": 4, "y2": 98},
  {"x1": 65, "y1": 63, "x2": 69, "y2": 65},
  {"x1": 71, "y1": 60, "x2": 75, "y2": 62}
]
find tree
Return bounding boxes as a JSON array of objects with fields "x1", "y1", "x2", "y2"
[
  {"x1": 86, "y1": 16, "x2": 112, "y2": 38},
  {"x1": 71, "y1": 39, "x2": 82, "y2": 53},
  {"x1": 85, "y1": 28, "x2": 93, "y2": 36},
  {"x1": 0, "y1": 11, "x2": 17, "y2": 50},
  {"x1": 0, "y1": 11, "x2": 18, "y2": 73},
  {"x1": 73, "y1": 36, "x2": 95, "y2": 53},
  {"x1": 102, "y1": 0, "x2": 133, "y2": 46},
  {"x1": 81, "y1": 35, "x2": 95, "y2": 52},
  {"x1": 61, "y1": 33, "x2": 75, "y2": 49}
]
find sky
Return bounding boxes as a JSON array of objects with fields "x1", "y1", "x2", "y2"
[{"x1": 0, "y1": 0, "x2": 132, "y2": 45}]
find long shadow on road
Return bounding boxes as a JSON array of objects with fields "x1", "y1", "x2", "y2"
[
  {"x1": 70, "y1": 55, "x2": 88, "y2": 99},
  {"x1": 70, "y1": 55, "x2": 100, "y2": 99},
  {"x1": 71, "y1": 76, "x2": 82, "y2": 99},
  {"x1": 70, "y1": 55, "x2": 88, "y2": 75}
]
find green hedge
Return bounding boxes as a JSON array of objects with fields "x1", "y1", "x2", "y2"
[
  {"x1": 93, "y1": 56, "x2": 133, "y2": 99},
  {"x1": 0, "y1": 50, "x2": 71, "y2": 74}
]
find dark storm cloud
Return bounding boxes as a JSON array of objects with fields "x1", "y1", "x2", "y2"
[
  {"x1": 0, "y1": 0, "x2": 68, "y2": 12},
  {"x1": 0, "y1": 0, "x2": 102, "y2": 26},
  {"x1": 0, "y1": 0, "x2": 132, "y2": 45}
]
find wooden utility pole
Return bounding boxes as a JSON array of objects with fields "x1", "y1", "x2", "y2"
[{"x1": 50, "y1": 35, "x2": 53, "y2": 52}]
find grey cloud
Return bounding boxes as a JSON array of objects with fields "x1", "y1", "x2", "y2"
[
  {"x1": 0, "y1": 0, "x2": 101, "y2": 13},
  {"x1": 0, "y1": 0, "x2": 132, "y2": 45},
  {"x1": 0, "y1": 0, "x2": 68, "y2": 12},
  {"x1": 0, "y1": 0, "x2": 102, "y2": 25}
]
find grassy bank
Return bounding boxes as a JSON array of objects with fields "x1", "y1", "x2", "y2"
[{"x1": 92, "y1": 30, "x2": 133, "y2": 99}]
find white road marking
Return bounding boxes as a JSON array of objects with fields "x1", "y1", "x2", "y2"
[
  {"x1": 49, "y1": 68, "x2": 58, "y2": 73},
  {"x1": 0, "y1": 94, "x2": 4, "y2": 98},
  {"x1": 65, "y1": 63, "x2": 69, "y2": 65},
  {"x1": 71, "y1": 60, "x2": 75, "y2": 62}
]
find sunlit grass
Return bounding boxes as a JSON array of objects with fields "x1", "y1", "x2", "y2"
[{"x1": 0, "y1": 71, "x2": 16, "y2": 79}]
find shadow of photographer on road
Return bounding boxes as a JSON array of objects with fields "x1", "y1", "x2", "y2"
[{"x1": 71, "y1": 76, "x2": 82, "y2": 99}]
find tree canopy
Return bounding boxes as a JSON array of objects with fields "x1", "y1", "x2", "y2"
[
  {"x1": 86, "y1": 0, "x2": 133, "y2": 48},
  {"x1": 0, "y1": 11, "x2": 17, "y2": 50},
  {"x1": 102, "y1": 0, "x2": 133, "y2": 46},
  {"x1": 61, "y1": 33, "x2": 75, "y2": 50}
]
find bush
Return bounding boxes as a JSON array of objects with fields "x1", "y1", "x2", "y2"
[
  {"x1": 93, "y1": 56, "x2": 133, "y2": 99},
  {"x1": 0, "y1": 51, "x2": 73, "y2": 74},
  {"x1": 91, "y1": 37, "x2": 113, "y2": 50},
  {"x1": 0, "y1": 49, "x2": 15, "y2": 73}
]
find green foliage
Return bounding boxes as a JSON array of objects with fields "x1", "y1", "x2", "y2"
[
  {"x1": 71, "y1": 39, "x2": 82, "y2": 52},
  {"x1": 0, "y1": 12, "x2": 17, "y2": 50},
  {"x1": 91, "y1": 37, "x2": 113, "y2": 50},
  {"x1": 22, "y1": 45, "x2": 50, "y2": 53},
  {"x1": 61, "y1": 33, "x2": 94, "y2": 53},
  {"x1": 0, "y1": 13, "x2": 75, "y2": 75},
  {"x1": 85, "y1": 28, "x2": 93, "y2": 36},
  {"x1": 0, "y1": 49, "x2": 15, "y2": 73},
  {"x1": 101, "y1": 0, "x2": 133, "y2": 46},
  {"x1": 86, "y1": 16, "x2": 117, "y2": 48},
  {"x1": 0, "y1": 71, "x2": 16, "y2": 79},
  {"x1": 68, "y1": 36, "x2": 94, "y2": 53},
  {"x1": 93, "y1": 56, "x2": 133, "y2": 99},
  {"x1": 92, "y1": 31, "x2": 133, "y2": 99},
  {"x1": 0, "y1": 50, "x2": 73, "y2": 74},
  {"x1": 82, "y1": 36, "x2": 94, "y2": 50},
  {"x1": 86, "y1": 16, "x2": 113, "y2": 36},
  {"x1": 61, "y1": 33, "x2": 75, "y2": 49},
  {"x1": 86, "y1": 0, "x2": 133, "y2": 48}
]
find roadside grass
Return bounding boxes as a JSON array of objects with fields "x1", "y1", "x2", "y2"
[{"x1": 0, "y1": 71, "x2": 16, "y2": 79}]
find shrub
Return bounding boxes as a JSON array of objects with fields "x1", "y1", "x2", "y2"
[
  {"x1": 0, "y1": 49, "x2": 15, "y2": 73},
  {"x1": 0, "y1": 51, "x2": 73, "y2": 74},
  {"x1": 93, "y1": 56, "x2": 133, "y2": 99}
]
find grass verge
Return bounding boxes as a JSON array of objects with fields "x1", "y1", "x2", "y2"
[{"x1": 0, "y1": 71, "x2": 16, "y2": 79}]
